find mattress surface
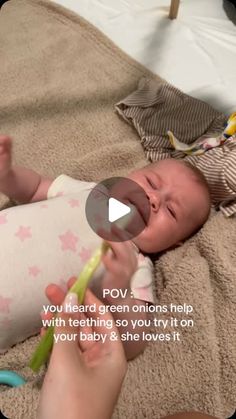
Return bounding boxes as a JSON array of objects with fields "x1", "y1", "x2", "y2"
[{"x1": 51, "y1": 0, "x2": 236, "y2": 115}]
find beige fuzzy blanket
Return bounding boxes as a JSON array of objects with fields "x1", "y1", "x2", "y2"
[{"x1": 0, "y1": 1, "x2": 235, "y2": 418}]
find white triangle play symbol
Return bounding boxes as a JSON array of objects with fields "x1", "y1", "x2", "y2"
[{"x1": 108, "y1": 198, "x2": 131, "y2": 223}]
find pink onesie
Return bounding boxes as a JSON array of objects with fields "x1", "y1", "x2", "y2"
[{"x1": 0, "y1": 175, "x2": 154, "y2": 352}]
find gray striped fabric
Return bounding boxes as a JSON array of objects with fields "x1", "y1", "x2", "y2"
[{"x1": 116, "y1": 77, "x2": 236, "y2": 216}]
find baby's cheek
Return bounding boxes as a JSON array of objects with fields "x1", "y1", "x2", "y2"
[
  {"x1": 133, "y1": 230, "x2": 159, "y2": 253},
  {"x1": 151, "y1": 224, "x2": 180, "y2": 252}
]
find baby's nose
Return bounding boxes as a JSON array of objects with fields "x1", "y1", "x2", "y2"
[{"x1": 148, "y1": 192, "x2": 160, "y2": 212}]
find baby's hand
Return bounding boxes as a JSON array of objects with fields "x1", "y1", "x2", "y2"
[
  {"x1": 101, "y1": 232, "x2": 138, "y2": 294},
  {"x1": 0, "y1": 136, "x2": 12, "y2": 180}
]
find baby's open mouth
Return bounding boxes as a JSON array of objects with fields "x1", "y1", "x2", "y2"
[
  {"x1": 126, "y1": 196, "x2": 149, "y2": 227},
  {"x1": 108, "y1": 177, "x2": 151, "y2": 236}
]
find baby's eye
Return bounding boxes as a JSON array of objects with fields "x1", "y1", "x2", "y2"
[
  {"x1": 146, "y1": 177, "x2": 157, "y2": 189},
  {"x1": 167, "y1": 206, "x2": 176, "y2": 219}
]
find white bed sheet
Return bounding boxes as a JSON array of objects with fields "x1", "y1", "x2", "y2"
[{"x1": 51, "y1": 0, "x2": 236, "y2": 115}]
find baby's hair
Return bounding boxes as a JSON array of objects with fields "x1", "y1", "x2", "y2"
[
  {"x1": 181, "y1": 160, "x2": 210, "y2": 193},
  {"x1": 180, "y1": 160, "x2": 211, "y2": 224}
]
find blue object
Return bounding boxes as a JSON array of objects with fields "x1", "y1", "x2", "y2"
[{"x1": 0, "y1": 370, "x2": 26, "y2": 387}]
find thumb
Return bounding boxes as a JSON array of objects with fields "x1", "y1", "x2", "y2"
[{"x1": 52, "y1": 293, "x2": 80, "y2": 354}]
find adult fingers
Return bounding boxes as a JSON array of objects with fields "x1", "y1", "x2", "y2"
[
  {"x1": 83, "y1": 289, "x2": 122, "y2": 349},
  {"x1": 67, "y1": 276, "x2": 77, "y2": 289},
  {"x1": 45, "y1": 277, "x2": 77, "y2": 306},
  {"x1": 75, "y1": 312, "x2": 95, "y2": 353},
  {"x1": 52, "y1": 293, "x2": 82, "y2": 357},
  {"x1": 45, "y1": 283, "x2": 66, "y2": 305}
]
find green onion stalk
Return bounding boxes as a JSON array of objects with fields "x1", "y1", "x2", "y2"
[
  {"x1": 29, "y1": 210, "x2": 133, "y2": 373},
  {"x1": 29, "y1": 241, "x2": 109, "y2": 372}
]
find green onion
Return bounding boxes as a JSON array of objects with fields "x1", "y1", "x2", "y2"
[
  {"x1": 29, "y1": 211, "x2": 133, "y2": 373},
  {"x1": 29, "y1": 241, "x2": 109, "y2": 372}
]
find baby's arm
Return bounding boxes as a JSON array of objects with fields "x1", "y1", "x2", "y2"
[
  {"x1": 0, "y1": 135, "x2": 52, "y2": 203},
  {"x1": 99, "y1": 239, "x2": 152, "y2": 360}
]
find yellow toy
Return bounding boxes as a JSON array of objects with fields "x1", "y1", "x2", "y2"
[
  {"x1": 167, "y1": 112, "x2": 236, "y2": 156},
  {"x1": 224, "y1": 112, "x2": 236, "y2": 138}
]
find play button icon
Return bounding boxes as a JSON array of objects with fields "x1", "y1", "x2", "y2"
[
  {"x1": 85, "y1": 177, "x2": 150, "y2": 242},
  {"x1": 108, "y1": 198, "x2": 131, "y2": 223}
]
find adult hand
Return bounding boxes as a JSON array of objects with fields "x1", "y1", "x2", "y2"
[{"x1": 38, "y1": 289, "x2": 127, "y2": 419}]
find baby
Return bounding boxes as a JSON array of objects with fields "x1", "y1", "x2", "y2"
[{"x1": 0, "y1": 135, "x2": 211, "y2": 359}]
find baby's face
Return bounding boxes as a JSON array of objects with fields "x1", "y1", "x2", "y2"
[{"x1": 126, "y1": 159, "x2": 210, "y2": 253}]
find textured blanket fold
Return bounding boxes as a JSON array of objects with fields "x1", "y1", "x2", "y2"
[{"x1": 0, "y1": 1, "x2": 235, "y2": 418}]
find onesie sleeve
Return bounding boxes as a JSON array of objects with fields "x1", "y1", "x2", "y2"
[
  {"x1": 47, "y1": 174, "x2": 96, "y2": 198},
  {"x1": 130, "y1": 253, "x2": 154, "y2": 303}
]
